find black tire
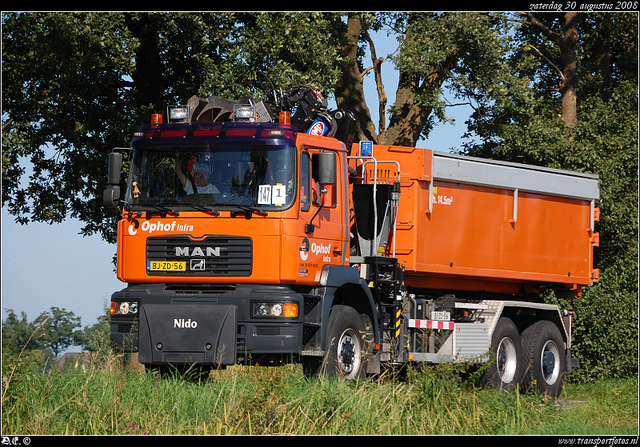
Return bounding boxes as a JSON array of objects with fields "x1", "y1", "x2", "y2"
[
  {"x1": 480, "y1": 317, "x2": 524, "y2": 390},
  {"x1": 303, "y1": 305, "x2": 367, "y2": 380},
  {"x1": 521, "y1": 320, "x2": 566, "y2": 398}
]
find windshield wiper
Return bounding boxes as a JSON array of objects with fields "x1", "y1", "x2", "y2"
[
  {"x1": 138, "y1": 204, "x2": 181, "y2": 218},
  {"x1": 151, "y1": 200, "x2": 221, "y2": 216},
  {"x1": 179, "y1": 203, "x2": 221, "y2": 216},
  {"x1": 150, "y1": 201, "x2": 266, "y2": 218},
  {"x1": 227, "y1": 205, "x2": 269, "y2": 218}
]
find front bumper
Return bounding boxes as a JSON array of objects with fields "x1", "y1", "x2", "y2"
[{"x1": 110, "y1": 283, "x2": 305, "y2": 365}]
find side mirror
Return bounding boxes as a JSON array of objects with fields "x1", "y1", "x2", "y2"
[
  {"x1": 317, "y1": 151, "x2": 336, "y2": 185},
  {"x1": 103, "y1": 151, "x2": 123, "y2": 207},
  {"x1": 103, "y1": 186, "x2": 121, "y2": 208},
  {"x1": 108, "y1": 151, "x2": 123, "y2": 185}
]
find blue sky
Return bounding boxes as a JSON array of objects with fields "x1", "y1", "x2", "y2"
[{"x1": 1, "y1": 31, "x2": 473, "y2": 329}]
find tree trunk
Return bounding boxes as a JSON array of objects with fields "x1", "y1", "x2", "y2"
[
  {"x1": 385, "y1": 71, "x2": 430, "y2": 147},
  {"x1": 335, "y1": 14, "x2": 460, "y2": 148},
  {"x1": 526, "y1": 12, "x2": 583, "y2": 128},
  {"x1": 386, "y1": 51, "x2": 459, "y2": 148},
  {"x1": 594, "y1": 14, "x2": 611, "y2": 98},
  {"x1": 559, "y1": 12, "x2": 581, "y2": 128},
  {"x1": 334, "y1": 16, "x2": 378, "y2": 145},
  {"x1": 124, "y1": 13, "x2": 165, "y2": 109}
]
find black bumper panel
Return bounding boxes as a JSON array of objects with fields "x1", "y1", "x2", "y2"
[{"x1": 138, "y1": 303, "x2": 237, "y2": 365}]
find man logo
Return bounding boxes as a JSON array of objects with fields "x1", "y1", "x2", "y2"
[{"x1": 176, "y1": 246, "x2": 220, "y2": 257}]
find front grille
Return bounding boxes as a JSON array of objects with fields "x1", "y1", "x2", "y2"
[{"x1": 147, "y1": 236, "x2": 252, "y2": 276}]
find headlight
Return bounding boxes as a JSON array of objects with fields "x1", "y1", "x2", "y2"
[
  {"x1": 111, "y1": 301, "x2": 139, "y2": 316},
  {"x1": 252, "y1": 302, "x2": 298, "y2": 318}
]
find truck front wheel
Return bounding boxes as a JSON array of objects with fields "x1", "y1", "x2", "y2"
[
  {"x1": 304, "y1": 305, "x2": 366, "y2": 380},
  {"x1": 521, "y1": 320, "x2": 566, "y2": 397}
]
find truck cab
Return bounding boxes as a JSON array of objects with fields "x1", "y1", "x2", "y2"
[{"x1": 105, "y1": 105, "x2": 375, "y2": 374}]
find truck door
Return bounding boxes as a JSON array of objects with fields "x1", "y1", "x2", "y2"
[{"x1": 297, "y1": 148, "x2": 347, "y2": 280}]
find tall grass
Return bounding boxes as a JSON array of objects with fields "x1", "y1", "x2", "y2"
[{"x1": 2, "y1": 351, "x2": 637, "y2": 435}]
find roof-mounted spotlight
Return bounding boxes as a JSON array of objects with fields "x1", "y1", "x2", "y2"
[
  {"x1": 168, "y1": 105, "x2": 190, "y2": 123},
  {"x1": 234, "y1": 104, "x2": 256, "y2": 122}
]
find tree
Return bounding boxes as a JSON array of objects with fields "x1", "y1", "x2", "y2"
[
  {"x1": 461, "y1": 12, "x2": 638, "y2": 381},
  {"x1": 79, "y1": 305, "x2": 111, "y2": 354},
  {"x1": 2, "y1": 309, "x2": 42, "y2": 355},
  {"x1": 525, "y1": 12, "x2": 583, "y2": 127},
  {"x1": 33, "y1": 307, "x2": 84, "y2": 359},
  {"x1": 2, "y1": 12, "x2": 514, "y2": 238},
  {"x1": 334, "y1": 12, "x2": 515, "y2": 147},
  {"x1": 3, "y1": 305, "x2": 110, "y2": 361},
  {"x1": 3, "y1": 13, "x2": 138, "y2": 243},
  {"x1": 2, "y1": 12, "x2": 344, "y2": 244}
]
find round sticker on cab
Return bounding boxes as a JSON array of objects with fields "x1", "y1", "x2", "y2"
[
  {"x1": 299, "y1": 237, "x2": 332, "y2": 262},
  {"x1": 307, "y1": 118, "x2": 328, "y2": 136}
]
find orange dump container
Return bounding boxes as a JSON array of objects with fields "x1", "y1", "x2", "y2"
[{"x1": 354, "y1": 145, "x2": 600, "y2": 296}]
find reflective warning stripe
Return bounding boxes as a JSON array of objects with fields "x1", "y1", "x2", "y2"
[{"x1": 408, "y1": 319, "x2": 455, "y2": 330}]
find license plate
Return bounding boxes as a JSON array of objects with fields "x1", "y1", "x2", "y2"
[
  {"x1": 431, "y1": 311, "x2": 450, "y2": 321},
  {"x1": 147, "y1": 261, "x2": 186, "y2": 272}
]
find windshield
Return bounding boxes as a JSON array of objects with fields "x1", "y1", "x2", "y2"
[{"x1": 126, "y1": 142, "x2": 296, "y2": 212}]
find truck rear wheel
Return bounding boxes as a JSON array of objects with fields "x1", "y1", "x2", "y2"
[
  {"x1": 304, "y1": 305, "x2": 366, "y2": 380},
  {"x1": 480, "y1": 317, "x2": 524, "y2": 390},
  {"x1": 521, "y1": 320, "x2": 566, "y2": 398}
]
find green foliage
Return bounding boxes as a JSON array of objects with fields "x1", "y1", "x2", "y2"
[
  {"x1": 2, "y1": 12, "x2": 137, "y2": 242},
  {"x1": 462, "y1": 13, "x2": 638, "y2": 381},
  {"x1": 80, "y1": 310, "x2": 112, "y2": 355},
  {"x1": 32, "y1": 307, "x2": 85, "y2": 358},
  {"x1": 2, "y1": 12, "x2": 343, "y2": 243},
  {"x1": 2, "y1": 309, "x2": 40, "y2": 355},
  {"x1": 232, "y1": 12, "x2": 345, "y2": 92},
  {"x1": 2, "y1": 306, "x2": 103, "y2": 361},
  {"x1": 381, "y1": 12, "x2": 516, "y2": 146}
]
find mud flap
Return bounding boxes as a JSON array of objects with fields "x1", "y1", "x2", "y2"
[{"x1": 138, "y1": 304, "x2": 237, "y2": 365}]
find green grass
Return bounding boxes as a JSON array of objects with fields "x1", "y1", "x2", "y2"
[{"x1": 2, "y1": 354, "x2": 638, "y2": 435}]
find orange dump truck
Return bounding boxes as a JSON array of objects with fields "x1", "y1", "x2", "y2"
[{"x1": 104, "y1": 91, "x2": 598, "y2": 396}]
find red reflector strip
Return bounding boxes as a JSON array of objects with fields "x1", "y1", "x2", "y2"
[{"x1": 408, "y1": 319, "x2": 455, "y2": 330}]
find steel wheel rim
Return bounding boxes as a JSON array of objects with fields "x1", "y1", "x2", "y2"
[
  {"x1": 337, "y1": 328, "x2": 361, "y2": 379},
  {"x1": 540, "y1": 340, "x2": 561, "y2": 385},
  {"x1": 496, "y1": 336, "x2": 518, "y2": 383}
]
